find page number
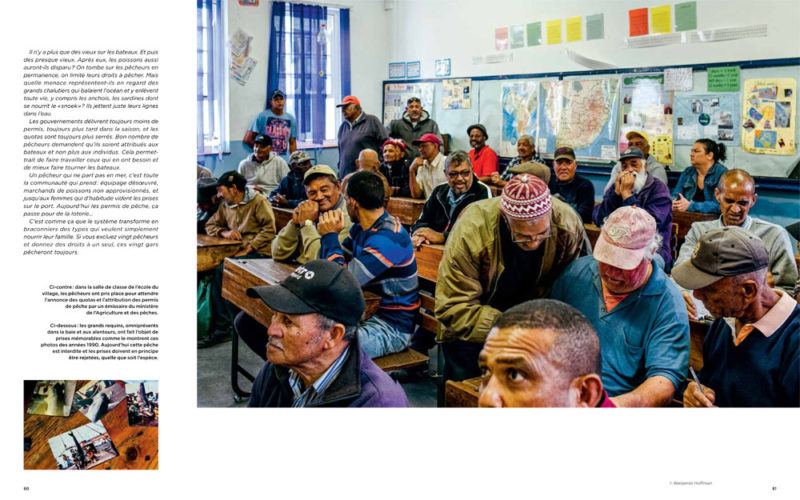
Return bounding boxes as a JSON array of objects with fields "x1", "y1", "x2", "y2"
[{"x1": 23, "y1": 487, "x2": 30, "y2": 491}]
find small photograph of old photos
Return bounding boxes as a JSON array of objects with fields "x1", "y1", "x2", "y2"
[
  {"x1": 27, "y1": 381, "x2": 77, "y2": 417},
  {"x1": 48, "y1": 421, "x2": 119, "y2": 470},
  {"x1": 125, "y1": 381, "x2": 159, "y2": 427},
  {"x1": 72, "y1": 380, "x2": 127, "y2": 422}
]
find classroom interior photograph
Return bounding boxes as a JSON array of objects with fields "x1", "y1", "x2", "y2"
[{"x1": 196, "y1": 0, "x2": 800, "y2": 409}]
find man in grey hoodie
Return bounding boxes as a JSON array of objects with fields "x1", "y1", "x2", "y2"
[
  {"x1": 238, "y1": 134, "x2": 289, "y2": 194},
  {"x1": 387, "y1": 96, "x2": 442, "y2": 161}
]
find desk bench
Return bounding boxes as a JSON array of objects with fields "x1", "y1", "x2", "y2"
[
  {"x1": 197, "y1": 234, "x2": 241, "y2": 272},
  {"x1": 387, "y1": 197, "x2": 425, "y2": 226}
]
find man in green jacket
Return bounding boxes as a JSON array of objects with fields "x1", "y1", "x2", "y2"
[{"x1": 434, "y1": 174, "x2": 590, "y2": 381}]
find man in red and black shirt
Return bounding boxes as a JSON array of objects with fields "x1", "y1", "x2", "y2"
[{"x1": 467, "y1": 123, "x2": 499, "y2": 184}]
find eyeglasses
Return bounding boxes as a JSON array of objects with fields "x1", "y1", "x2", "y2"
[
  {"x1": 511, "y1": 230, "x2": 551, "y2": 244},
  {"x1": 447, "y1": 170, "x2": 472, "y2": 179}
]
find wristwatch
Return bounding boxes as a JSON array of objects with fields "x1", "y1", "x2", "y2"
[{"x1": 303, "y1": 219, "x2": 314, "y2": 228}]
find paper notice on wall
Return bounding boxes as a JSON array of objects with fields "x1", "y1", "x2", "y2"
[
  {"x1": 664, "y1": 67, "x2": 693, "y2": 91},
  {"x1": 230, "y1": 29, "x2": 252, "y2": 60},
  {"x1": 383, "y1": 83, "x2": 434, "y2": 124},
  {"x1": 495, "y1": 27, "x2": 509, "y2": 51},
  {"x1": 442, "y1": 78, "x2": 472, "y2": 110},
  {"x1": 231, "y1": 56, "x2": 257, "y2": 86},
  {"x1": 674, "y1": 94, "x2": 739, "y2": 144},
  {"x1": 676, "y1": 125, "x2": 698, "y2": 140},
  {"x1": 601, "y1": 145, "x2": 617, "y2": 159},
  {"x1": 741, "y1": 78, "x2": 796, "y2": 155},
  {"x1": 652, "y1": 135, "x2": 674, "y2": 164}
]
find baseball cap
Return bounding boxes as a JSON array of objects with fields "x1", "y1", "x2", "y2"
[
  {"x1": 407, "y1": 96, "x2": 421, "y2": 104},
  {"x1": 671, "y1": 226, "x2": 769, "y2": 290},
  {"x1": 554, "y1": 146, "x2": 576, "y2": 161},
  {"x1": 593, "y1": 206, "x2": 657, "y2": 270},
  {"x1": 507, "y1": 161, "x2": 551, "y2": 184},
  {"x1": 254, "y1": 134, "x2": 272, "y2": 146},
  {"x1": 303, "y1": 164, "x2": 338, "y2": 184},
  {"x1": 336, "y1": 95, "x2": 361, "y2": 107},
  {"x1": 271, "y1": 89, "x2": 286, "y2": 99},
  {"x1": 625, "y1": 131, "x2": 650, "y2": 144},
  {"x1": 289, "y1": 150, "x2": 311, "y2": 165},
  {"x1": 246, "y1": 260, "x2": 366, "y2": 327},
  {"x1": 382, "y1": 138, "x2": 407, "y2": 151},
  {"x1": 467, "y1": 124, "x2": 488, "y2": 139},
  {"x1": 412, "y1": 133, "x2": 441, "y2": 146},
  {"x1": 619, "y1": 146, "x2": 644, "y2": 161},
  {"x1": 217, "y1": 170, "x2": 247, "y2": 190}
]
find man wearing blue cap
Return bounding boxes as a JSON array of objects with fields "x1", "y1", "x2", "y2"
[{"x1": 244, "y1": 89, "x2": 297, "y2": 163}]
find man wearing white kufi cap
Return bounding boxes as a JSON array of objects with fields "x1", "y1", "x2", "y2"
[{"x1": 434, "y1": 174, "x2": 590, "y2": 381}]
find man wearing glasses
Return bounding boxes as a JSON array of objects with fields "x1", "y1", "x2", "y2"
[
  {"x1": 434, "y1": 174, "x2": 590, "y2": 381},
  {"x1": 387, "y1": 96, "x2": 442, "y2": 161},
  {"x1": 410, "y1": 150, "x2": 491, "y2": 249}
]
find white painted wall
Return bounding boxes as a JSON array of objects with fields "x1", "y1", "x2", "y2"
[{"x1": 388, "y1": 0, "x2": 800, "y2": 79}]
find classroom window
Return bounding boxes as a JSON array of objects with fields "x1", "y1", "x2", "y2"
[
  {"x1": 268, "y1": 2, "x2": 350, "y2": 146},
  {"x1": 197, "y1": 0, "x2": 229, "y2": 155}
]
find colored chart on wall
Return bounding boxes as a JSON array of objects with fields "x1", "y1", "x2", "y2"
[
  {"x1": 382, "y1": 83, "x2": 434, "y2": 125},
  {"x1": 674, "y1": 94, "x2": 739, "y2": 146},
  {"x1": 538, "y1": 78, "x2": 620, "y2": 160},
  {"x1": 618, "y1": 73, "x2": 674, "y2": 164},
  {"x1": 741, "y1": 78, "x2": 796, "y2": 155},
  {"x1": 499, "y1": 80, "x2": 539, "y2": 157},
  {"x1": 441, "y1": 78, "x2": 472, "y2": 110}
]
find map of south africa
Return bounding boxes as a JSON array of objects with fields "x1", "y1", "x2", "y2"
[{"x1": 539, "y1": 79, "x2": 620, "y2": 158}]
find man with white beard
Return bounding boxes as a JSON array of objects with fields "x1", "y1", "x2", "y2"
[{"x1": 593, "y1": 147, "x2": 673, "y2": 269}]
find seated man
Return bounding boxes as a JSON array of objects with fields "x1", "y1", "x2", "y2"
[
  {"x1": 238, "y1": 134, "x2": 289, "y2": 195},
  {"x1": 551, "y1": 207, "x2": 689, "y2": 407},
  {"x1": 246, "y1": 260, "x2": 409, "y2": 407},
  {"x1": 672, "y1": 226, "x2": 800, "y2": 407},
  {"x1": 318, "y1": 171, "x2": 420, "y2": 358},
  {"x1": 604, "y1": 131, "x2": 667, "y2": 192},
  {"x1": 673, "y1": 227, "x2": 799, "y2": 407},
  {"x1": 271, "y1": 165, "x2": 352, "y2": 265},
  {"x1": 593, "y1": 146, "x2": 673, "y2": 269},
  {"x1": 489, "y1": 134, "x2": 541, "y2": 187},
  {"x1": 410, "y1": 150, "x2": 491, "y2": 249},
  {"x1": 197, "y1": 177, "x2": 219, "y2": 235},
  {"x1": 548, "y1": 146, "x2": 595, "y2": 223},
  {"x1": 381, "y1": 138, "x2": 411, "y2": 198},
  {"x1": 478, "y1": 299, "x2": 615, "y2": 408},
  {"x1": 342, "y1": 149, "x2": 391, "y2": 207},
  {"x1": 435, "y1": 174, "x2": 589, "y2": 381},
  {"x1": 676, "y1": 169, "x2": 798, "y2": 317},
  {"x1": 409, "y1": 133, "x2": 447, "y2": 200},
  {"x1": 203, "y1": 171, "x2": 277, "y2": 347},
  {"x1": 269, "y1": 150, "x2": 313, "y2": 208}
]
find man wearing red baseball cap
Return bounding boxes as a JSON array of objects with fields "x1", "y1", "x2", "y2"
[
  {"x1": 336, "y1": 95, "x2": 387, "y2": 180},
  {"x1": 409, "y1": 133, "x2": 447, "y2": 199},
  {"x1": 551, "y1": 206, "x2": 689, "y2": 407}
]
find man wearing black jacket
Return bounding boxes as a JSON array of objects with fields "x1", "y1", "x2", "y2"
[{"x1": 410, "y1": 150, "x2": 491, "y2": 248}]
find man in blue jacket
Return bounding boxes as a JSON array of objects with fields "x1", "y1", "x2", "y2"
[
  {"x1": 246, "y1": 259, "x2": 409, "y2": 407},
  {"x1": 336, "y1": 95, "x2": 388, "y2": 179}
]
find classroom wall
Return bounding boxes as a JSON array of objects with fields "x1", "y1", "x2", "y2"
[
  {"x1": 388, "y1": 0, "x2": 800, "y2": 78},
  {"x1": 203, "y1": 0, "x2": 391, "y2": 176}
]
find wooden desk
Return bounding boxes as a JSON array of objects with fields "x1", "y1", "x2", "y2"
[
  {"x1": 445, "y1": 377, "x2": 481, "y2": 407},
  {"x1": 672, "y1": 210, "x2": 718, "y2": 241},
  {"x1": 197, "y1": 234, "x2": 241, "y2": 272},
  {"x1": 273, "y1": 206, "x2": 294, "y2": 232},
  {"x1": 415, "y1": 243, "x2": 444, "y2": 283},
  {"x1": 222, "y1": 258, "x2": 380, "y2": 327},
  {"x1": 23, "y1": 380, "x2": 158, "y2": 470},
  {"x1": 584, "y1": 223, "x2": 602, "y2": 249},
  {"x1": 387, "y1": 197, "x2": 425, "y2": 226}
]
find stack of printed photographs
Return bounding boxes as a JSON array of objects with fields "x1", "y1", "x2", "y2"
[{"x1": 24, "y1": 380, "x2": 159, "y2": 470}]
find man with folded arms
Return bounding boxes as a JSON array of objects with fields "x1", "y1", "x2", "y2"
[
  {"x1": 593, "y1": 146, "x2": 673, "y2": 269},
  {"x1": 318, "y1": 171, "x2": 420, "y2": 358},
  {"x1": 410, "y1": 150, "x2": 491, "y2": 249},
  {"x1": 673, "y1": 227, "x2": 799, "y2": 407},
  {"x1": 409, "y1": 133, "x2": 447, "y2": 200},
  {"x1": 478, "y1": 299, "x2": 616, "y2": 408},
  {"x1": 551, "y1": 207, "x2": 689, "y2": 407},
  {"x1": 675, "y1": 169, "x2": 798, "y2": 317},
  {"x1": 435, "y1": 174, "x2": 589, "y2": 381},
  {"x1": 271, "y1": 165, "x2": 352, "y2": 265},
  {"x1": 246, "y1": 260, "x2": 409, "y2": 407}
]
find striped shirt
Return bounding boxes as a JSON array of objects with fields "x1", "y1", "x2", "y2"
[
  {"x1": 287, "y1": 345, "x2": 351, "y2": 407},
  {"x1": 320, "y1": 210, "x2": 419, "y2": 333}
]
